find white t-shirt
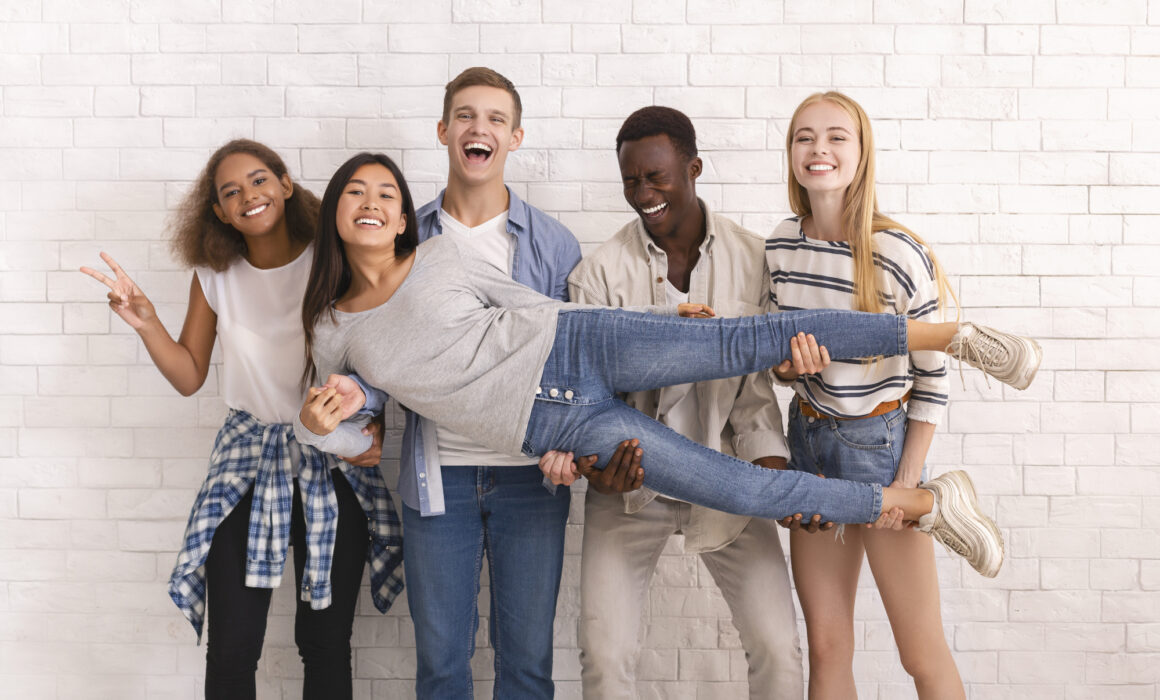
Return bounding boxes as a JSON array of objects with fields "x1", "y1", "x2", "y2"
[
  {"x1": 196, "y1": 245, "x2": 312, "y2": 426},
  {"x1": 434, "y1": 208, "x2": 533, "y2": 467}
]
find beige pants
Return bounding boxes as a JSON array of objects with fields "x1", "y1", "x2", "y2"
[{"x1": 579, "y1": 490, "x2": 804, "y2": 700}]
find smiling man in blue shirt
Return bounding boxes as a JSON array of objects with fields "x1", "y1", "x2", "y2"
[{"x1": 363, "y1": 66, "x2": 582, "y2": 700}]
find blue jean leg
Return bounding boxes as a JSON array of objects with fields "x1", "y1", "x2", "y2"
[
  {"x1": 523, "y1": 398, "x2": 882, "y2": 524},
  {"x1": 402, "y1": 464, "x2": 569, "y2": 700},
  {"x1": 543, "y1": 307, "x2": 907, "y2": 399}
]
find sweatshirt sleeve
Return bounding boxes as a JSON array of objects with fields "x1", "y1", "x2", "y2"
[{"x1": 885, "y1": 233, "x2": 949, "y2": 425}]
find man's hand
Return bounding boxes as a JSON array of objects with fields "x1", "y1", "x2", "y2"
[
  {"x1": 341, "y1": 418, "x2": 384, "y2": 467},
  {"x1": 324, "y1": 373, "x2": 368, "y2": 420},
  {"x1": 773, "y1": 332, "x2": 831, "y2": 382},
  {"x1": 770, "y1": 465, "x2": 835, "y2": 533},
  {"x1": 577, "y1": 439, "x2": 645, "y2": 495},
  {"x1": 539, "y1": 449, "x2": 580, "y2": 487},
  {"x1": 677, "y1": 303, "x2": 715, "y2": 318}
]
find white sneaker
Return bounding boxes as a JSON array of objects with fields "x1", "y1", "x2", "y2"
[
  {"x1": 946, "y1": 321, "x2": 1042, "y2": 390},
  {"x1": 918, "y1": 470, "x2": 1004, "y2": 578}
]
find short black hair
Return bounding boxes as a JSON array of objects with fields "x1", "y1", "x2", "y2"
[{"x1": 615, "y1": 106, "x2": 698, "y2": 161}]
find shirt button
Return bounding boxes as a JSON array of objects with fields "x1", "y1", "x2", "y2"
[
  {"x1": 549, "y1": 388, "x2": 559, "y2": 398},
  {"x1": 807, "y1": 416, "x2": 815, "y2": 424},
  {"x1": 656, "y1": 277, "x2": 663, "y2": 283},
  {"x1": 564, "y1": 390, "x2": 574, "y2": 400},
  {"x1": 419, "y1": 472, "x2": 426, "y2": 478}
]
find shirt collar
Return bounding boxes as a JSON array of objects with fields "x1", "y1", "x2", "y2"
[{"x1": 422, "y1": 185, "x2": 529, "y2": 239}]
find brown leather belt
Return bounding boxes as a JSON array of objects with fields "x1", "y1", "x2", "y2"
[{"x1": 798, "y1": 391, "x2": 911, "y2": 421}]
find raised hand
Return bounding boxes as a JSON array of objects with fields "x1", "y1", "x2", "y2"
[{"x1": 79, "y1": 252, "x2": 157, "y2": 330}]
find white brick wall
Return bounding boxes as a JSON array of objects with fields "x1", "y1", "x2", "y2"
[{"x1": 1, "y1": 1, "x2": 1157, "y2": 698}]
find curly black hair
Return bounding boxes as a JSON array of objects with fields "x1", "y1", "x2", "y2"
[{"x1": 615, "y1": 106, "x2": 698, "y2": 161}]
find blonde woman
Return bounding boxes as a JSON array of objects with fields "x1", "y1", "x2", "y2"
[{"x1": 766, "y1": 92, "x2": 1038, "y2": 699}]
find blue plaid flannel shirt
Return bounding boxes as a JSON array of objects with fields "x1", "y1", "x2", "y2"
[{"x1": 168, "y1": 408, "x2": 404, "y2": 640}]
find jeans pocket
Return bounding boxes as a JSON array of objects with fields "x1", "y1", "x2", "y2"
[{"x1": 829, "y1": 415, "x2": 893, "y2": 451}]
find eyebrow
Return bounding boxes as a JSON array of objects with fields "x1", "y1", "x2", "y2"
[
  {"x1": 346, "y1": 179, "x2": 398, "y2": 189},
  {"x1": 454, "y1": 106, "x2": 510, "y2": 119},
  {"x1": 217, "y1": 168, "x2": 269, "y2": 193},
  {"x1": 794, "y1": 126, "x2": 853, "y2": 137}
]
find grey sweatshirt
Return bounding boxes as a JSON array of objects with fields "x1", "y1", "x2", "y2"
[{"x1": 294, "y1": 234, "x2": 580, "y2": 457}]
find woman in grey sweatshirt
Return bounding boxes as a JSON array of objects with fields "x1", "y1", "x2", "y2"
[{"x1": 295, "y1": 153, "x2": 1040, "y2": 576}]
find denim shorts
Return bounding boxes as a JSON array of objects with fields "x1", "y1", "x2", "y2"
[{"x1": 786, "y1": 401, "x2": 927, "y2": 487}]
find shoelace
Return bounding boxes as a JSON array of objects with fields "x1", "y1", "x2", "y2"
[{"x1": 947, "y1": 325, "x2": 1010, "y2": 390}]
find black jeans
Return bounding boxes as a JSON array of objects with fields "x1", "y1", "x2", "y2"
[{"x1": 203, "y1": 469, "x2": 369, "y2": 700}]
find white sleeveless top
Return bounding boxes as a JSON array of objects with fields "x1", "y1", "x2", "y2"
[{"x1": 196, "y1": 245, "x2": 312, "y2": 426}]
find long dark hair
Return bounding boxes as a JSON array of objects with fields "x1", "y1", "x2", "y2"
[
  {"x1": 172, "y1": 139, "x2": 319, "y2": 270},
  {"x1": 302, "y1": 153, "x2": 420, "y2": 388}
]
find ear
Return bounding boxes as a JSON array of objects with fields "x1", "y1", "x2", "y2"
[
  {"x1": 688, "y1": 156, "x2": 703, "y2": 181},
  {"x1": 437, "y1": 120, "x2": 449, "y2": 146},
  {"x1": 508, "y1": 125, "x2": 524, "y2": 153},
  {"x1": 396, "y1": 213, "x2": 407, "y2": 235},
  {"x1": 212, "y1": 202, "x2": 228, "y2": 224},
  {"x1": 280, "y1": 173, "x2": 293, "y2": 200}
]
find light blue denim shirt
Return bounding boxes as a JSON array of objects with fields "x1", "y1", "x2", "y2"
[{"x1": 358, "y1": 187, "x2": 581, "y2": 516}]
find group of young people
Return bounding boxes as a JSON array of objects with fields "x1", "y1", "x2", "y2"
[{"x1": 81, "y1": 67, "x2": 1041, "y2": 700}]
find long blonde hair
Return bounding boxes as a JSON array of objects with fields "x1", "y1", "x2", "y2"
[{"x1": 785, "y1": 92, "x2": 957, "y2": 316}]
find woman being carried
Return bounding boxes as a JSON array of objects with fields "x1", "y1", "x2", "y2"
[{"x1": 295, "y1": 152, "x2": 1041, "y2": 579}]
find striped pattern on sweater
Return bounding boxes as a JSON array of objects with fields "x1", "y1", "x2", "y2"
[{"x1": 765, "y1": 217, "x2": 949, "y2": 424}]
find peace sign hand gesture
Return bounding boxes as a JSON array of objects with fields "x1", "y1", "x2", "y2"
[{"x1": 80, "y1": 252, "x2": 157, "y2": 330}]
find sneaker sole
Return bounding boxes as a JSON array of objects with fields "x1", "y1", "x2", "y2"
[{"x1": 936, "y1": 471, "x2": 1005, "y2": 578}]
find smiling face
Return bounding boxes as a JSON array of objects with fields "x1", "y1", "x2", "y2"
[
  {"x1": 789, "y1": 99, "x2": 862, "y2": 199},
  {"x1": 212, "y1": 152, "x2": 293, "y2": 238},
  {"x1": 618, "y1": 133, "x2": 702, "y2": 240},
  {"x1": 335, "y1": 162, "x2": 408, "y2": 250},
  {"x1": 437, "y1": 85, "x2": 524, "y2": 188}
]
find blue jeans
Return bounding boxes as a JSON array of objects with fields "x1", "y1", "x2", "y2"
[
  {"x1": 402, "y1": 464, "x2": 570, "y2": 700},
  {"x1": 787, "y1": 403, "x2": 925, "y2": 486},
  {"x1": 523, "y1": 307, "x2": 909, "y2": 523}
]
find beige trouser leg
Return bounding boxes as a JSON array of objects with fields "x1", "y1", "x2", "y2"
[{"x1": 580, "y1": 490, "x2": 803, "y2": 700}]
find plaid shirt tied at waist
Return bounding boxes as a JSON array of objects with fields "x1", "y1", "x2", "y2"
[{"x1": 167, "y1": 409, "x2": 403, "y2": 640}]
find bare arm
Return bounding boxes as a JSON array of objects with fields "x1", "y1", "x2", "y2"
[
  {"x1": 871, "y1": 418, "x2": 936, "y2": 530},
  {"x1": 81, "y1": 253, "x2": 216, "y2": 396}
]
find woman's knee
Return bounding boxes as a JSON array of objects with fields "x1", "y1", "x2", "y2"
[{"x1": 804, "y1": 626, "x2": 856, "y2": 668}]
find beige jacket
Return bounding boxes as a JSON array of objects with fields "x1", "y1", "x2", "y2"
[{"x1": 568, "y1": 202, "x2": 789, "y2": 553}]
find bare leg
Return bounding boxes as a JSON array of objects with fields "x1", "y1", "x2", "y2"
[
  {"x1": 905, "y1": 320, "x2": 959, "y2": 352},
  {"x1": 791, "y1": 528, "x2": 864, "y2": 700},
  {"x1": 881, "y1": 487, "x2": 934, "y2": 521},
  {"x1": 864, "y1": 529, "x2": 965, "y2": 699}
]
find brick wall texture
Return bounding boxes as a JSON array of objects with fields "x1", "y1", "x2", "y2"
[{"x1": 1, "y1": 0, "x2": 1159, "y2": 698}]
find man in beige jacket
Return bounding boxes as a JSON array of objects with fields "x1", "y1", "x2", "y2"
[{"x1": 566, "y1": 106, "x2": 805, "y2": 699}]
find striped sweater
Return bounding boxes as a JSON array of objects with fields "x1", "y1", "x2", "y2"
[{"x1": 765, "y1": 217, "x2": 949, "y2": 424}]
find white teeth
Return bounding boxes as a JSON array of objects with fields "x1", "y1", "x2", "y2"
[
  {"x1": 642, "y1": 202, "x2": 667, "y2": 215},
  {"x1": 464, "y1": 142, "x2": 492, "y2": 153},
  {"x1": 355, "y1": 217, "x2": 383, "y2": 226},
  {"x1": 807, "y1": 164, "x2": 835, "y2": 171},
  {"x1": 242, "y1": 204, "x2": 268, "y2": 217}
]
